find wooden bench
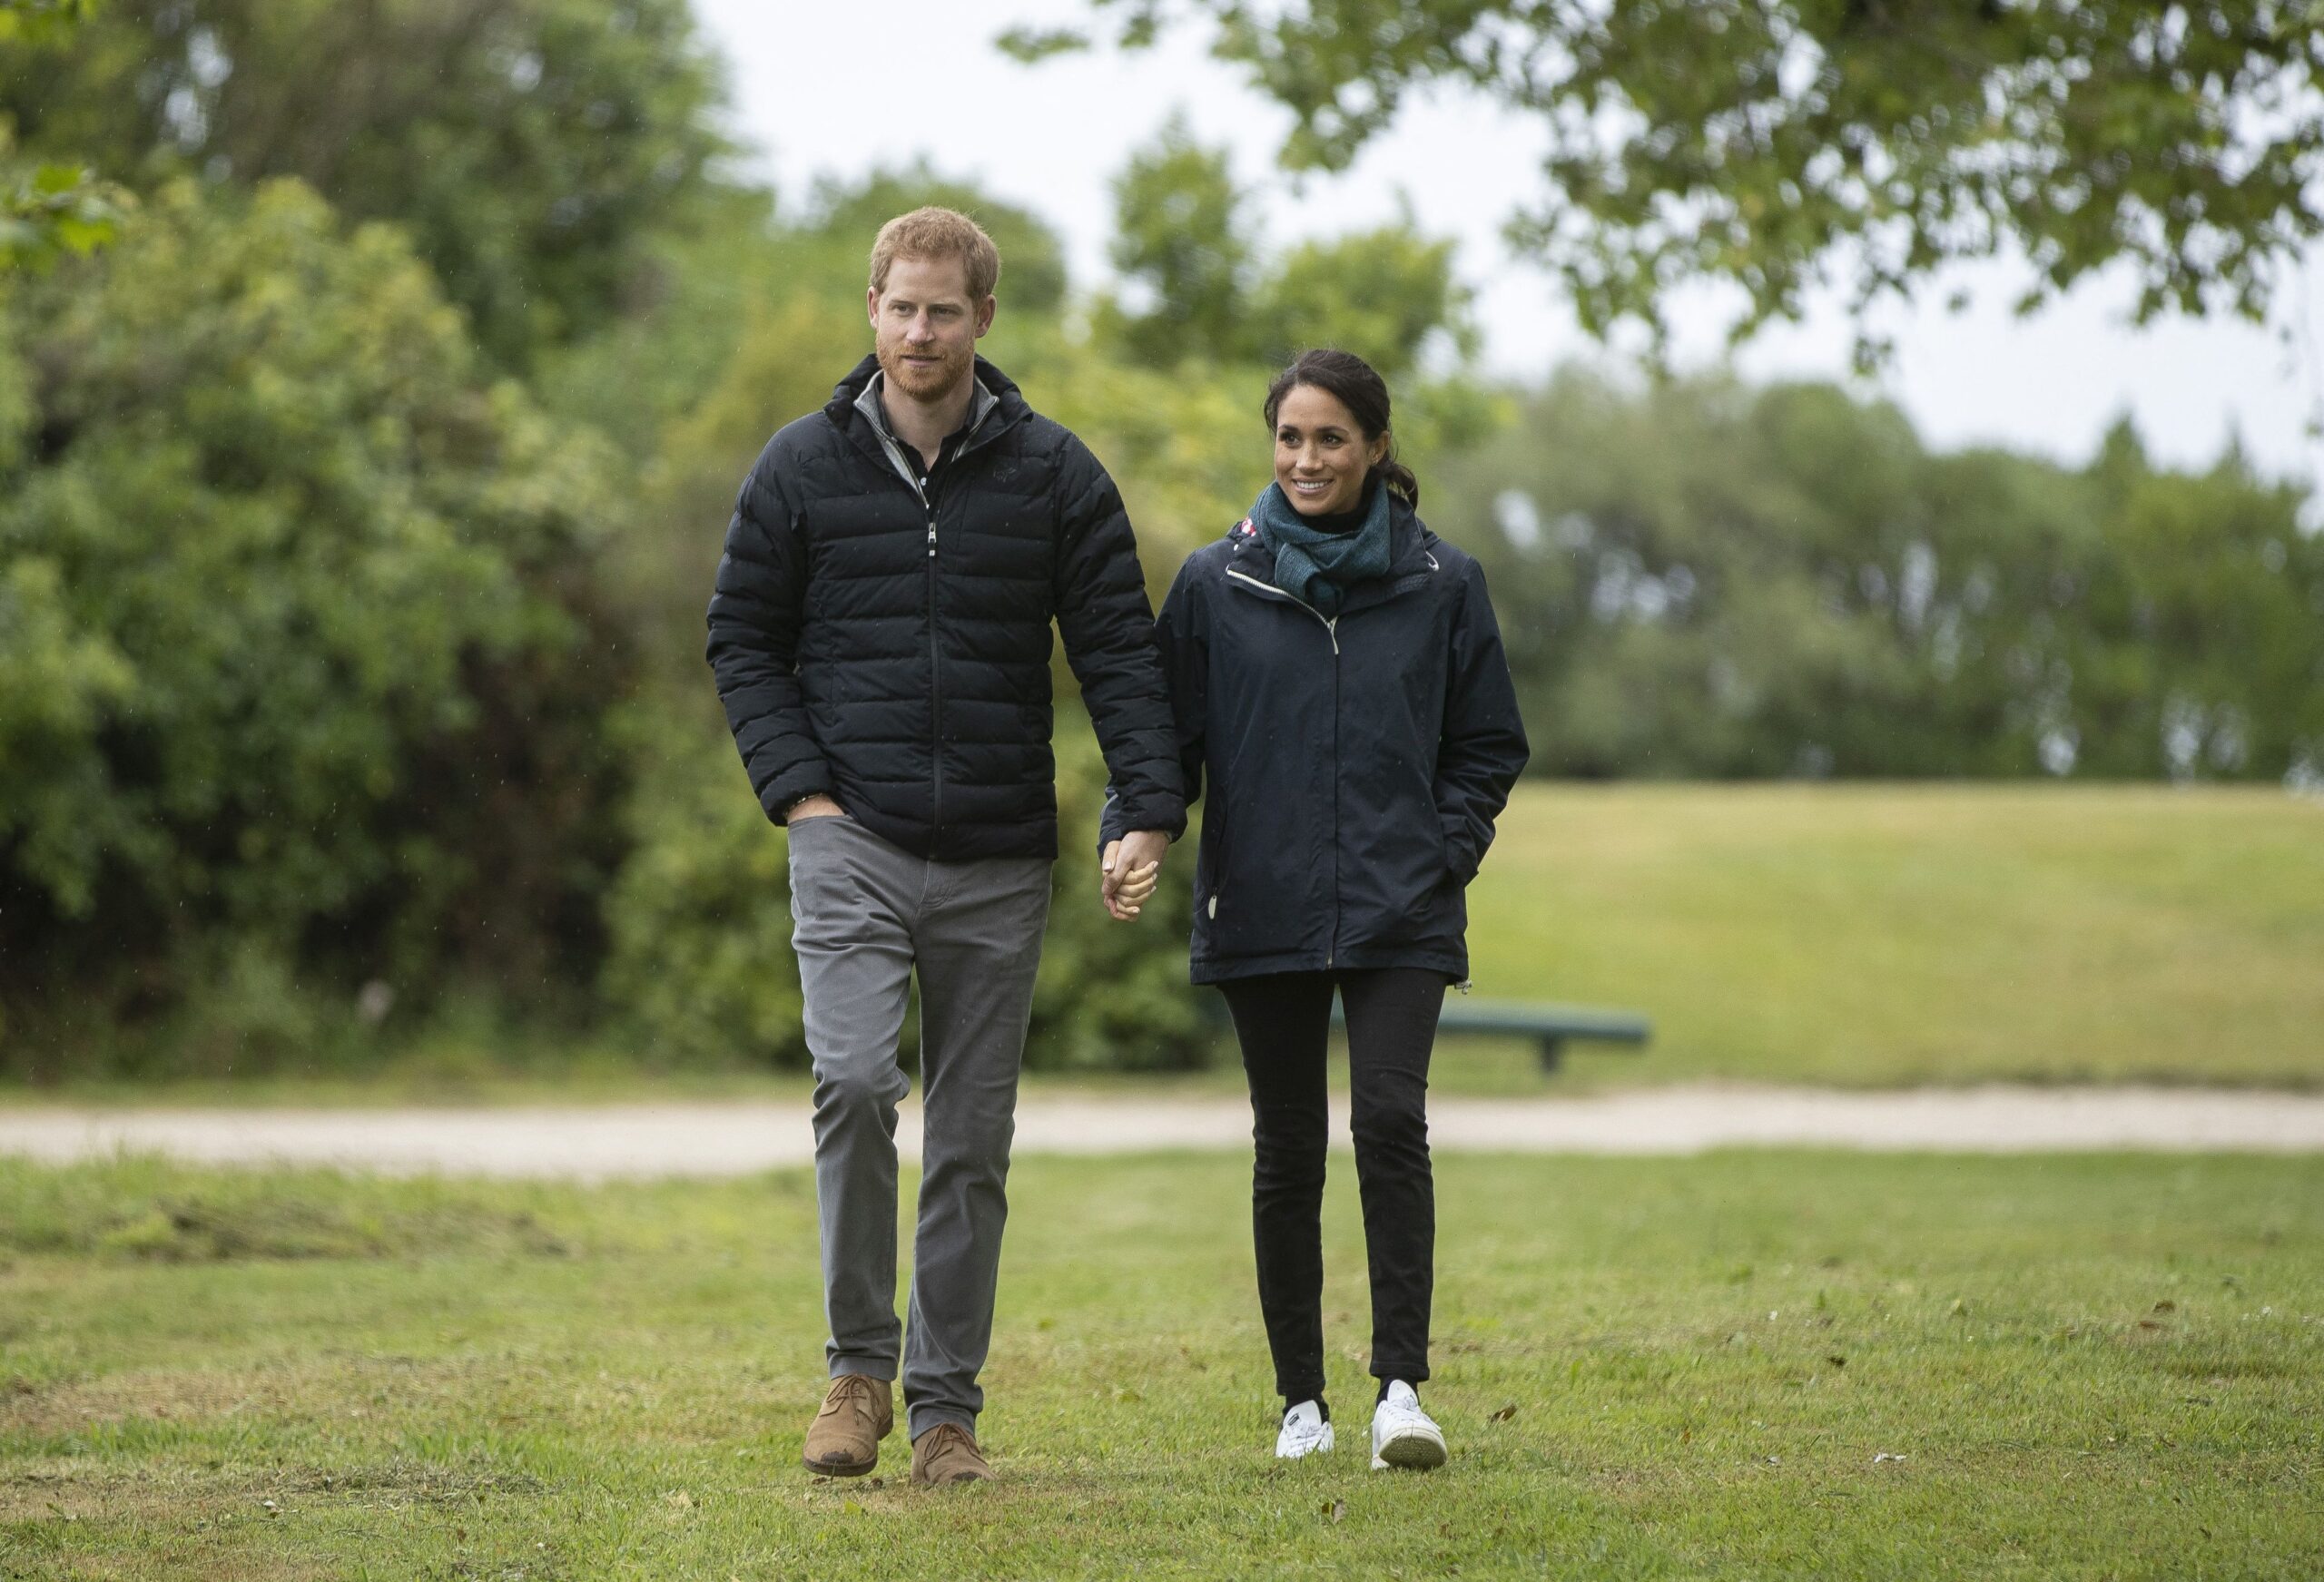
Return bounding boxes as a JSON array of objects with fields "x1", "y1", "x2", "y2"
[{"x1": 1329, "y1": 996, "x2": 1651, "y2": 1073}]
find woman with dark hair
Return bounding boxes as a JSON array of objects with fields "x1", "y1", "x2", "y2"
[{"x1": 1101, "y1": 349, "x2": 1530, "y2": 1468}]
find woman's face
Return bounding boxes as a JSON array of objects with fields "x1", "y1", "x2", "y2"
[{"x1": 1274, "y1": 383, "x2": 1389, "y2": 517}]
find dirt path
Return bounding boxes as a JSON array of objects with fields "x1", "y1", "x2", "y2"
[{"x1": 4, "y1": 1085, "x2": 2322, "y2": 1180}]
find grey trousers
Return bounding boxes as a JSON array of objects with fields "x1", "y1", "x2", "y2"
[{"x1": 786, "y1": 813, "x2": 1052, "y2": 1440}]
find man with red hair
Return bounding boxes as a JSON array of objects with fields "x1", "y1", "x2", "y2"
[{"x1": 707, "y1": 207, "x2": 1180, "y2": 1485}]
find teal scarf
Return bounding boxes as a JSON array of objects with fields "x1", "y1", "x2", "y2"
[{"x1": 1250, "y1": 477, "x2": 1393, "y2": 615}]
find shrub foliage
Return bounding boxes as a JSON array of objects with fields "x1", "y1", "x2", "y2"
[{"x1": 0, "y1": 181, "x2": 629, "y2": 1071}]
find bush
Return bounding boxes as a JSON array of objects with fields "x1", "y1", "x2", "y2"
[
  {"x1": 1026, "y1": 703, "x2": 1212, "y2": 1073},
  {"x1": 598, "y1": 692, "x2": 805, "y2": 1068},
  {"x1": 0, "y1": 180, "x2": 633, "y2": 1076}
]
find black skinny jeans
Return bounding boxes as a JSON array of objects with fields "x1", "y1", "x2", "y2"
[{"x1": 1218, "y1": 968, "x2": 1442, "y2": 1407}]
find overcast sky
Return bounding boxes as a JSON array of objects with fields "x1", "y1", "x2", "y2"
[{"x1": 691, "y1": 0, "x2": 2324, "y2": 497}]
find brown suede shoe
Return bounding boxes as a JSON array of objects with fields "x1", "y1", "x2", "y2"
[
  {"x1": 801, "y1": 1374, "x2": 891, "y2": 1477},
  {"x1": 910, "y1": 1421, "x2": 992, "y2": 1486}
]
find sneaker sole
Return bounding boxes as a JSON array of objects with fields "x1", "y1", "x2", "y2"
[{"x1": 1371, "y1": 1430, "x2": 1448, "y2": 1471}]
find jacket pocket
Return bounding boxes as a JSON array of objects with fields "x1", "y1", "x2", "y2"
[{"x1": 1433, "y1": 810, "x2": 1471, "y2": 889}]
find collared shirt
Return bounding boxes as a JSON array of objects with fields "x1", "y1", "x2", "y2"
[{"x1": 855, "y1": 369, "x2": 999, "y2": 493}]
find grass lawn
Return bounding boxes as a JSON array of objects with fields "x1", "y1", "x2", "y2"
[
  {"x1": 1465, "y1": 782, "x2": 2324, "y2": 1089},
  {"x1": 3, "y1": 1149, "x2": 2319, "y2": 1578}
]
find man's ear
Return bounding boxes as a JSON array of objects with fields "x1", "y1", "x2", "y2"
[
  {"x1": 974, "y1": 295, "x2": 996, "y2": 339},
  {"x1": 866, "y1": 286, "x2": 881, "y2": 329}
]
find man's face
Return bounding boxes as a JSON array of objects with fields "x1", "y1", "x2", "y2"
[{"x1": 868, "y1": 253, "x2": 993, "y2": 404}]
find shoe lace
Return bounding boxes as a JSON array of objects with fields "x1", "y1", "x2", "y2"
[
  {"x1": 923, "y1": 1422, "x2": 977, "y2": 1459},
  {"x1": 823, "y1": 1374, "x2": 878, "y2": 1414}
]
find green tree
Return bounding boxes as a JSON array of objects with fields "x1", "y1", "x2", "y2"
[
  {"x1": 2057, "y1": 423, "x2": 2324, "y2": 778},
  {"x1": 0, "y1": 0, "x2": 729, "y2": 368},
  {"x1": 1434, "y1": 368, "x2": 2324, "y2": 781},
  {"x1": 0, "y1": 179, "x2": 632, "y2": 1072},
  {"x1": 0, "y1": 0, "x2": 126, "y2": 270},
  {"x1": 1104, "y1": 113, "x2": 1256, "y2": 365},
  {"x1": 1010, "y1": 2, "x2": 2324, "y2": 366},
  {"x1": 0, "y1": 0, "x2": 97, "y2": 27},
  {"x1": 1438, "y1": 370, "x2": 1930, "y2": 777},
  {"x1": 0, "y1": 149, "x2": 123, "y2": 269},
  {"x1": 1250, "y1": 217, "x2": 1473, "y2": 384},
  {"x1": 1095, "y1": 119, "x2": 1478, "y2": 388}
]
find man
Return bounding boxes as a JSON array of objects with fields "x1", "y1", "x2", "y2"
[{"x1": 706, "y1": 207, "x2": 1179, "y2": 1487}]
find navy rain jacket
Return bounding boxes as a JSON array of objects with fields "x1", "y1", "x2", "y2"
[{"x1": 1107, "y1": 493, "x2": 1531, "y2": 985}]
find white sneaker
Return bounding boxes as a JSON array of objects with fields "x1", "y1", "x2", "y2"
[
  {"x1": 1275, "y1": 1400, "x2": 1335, "y2": 1459},
  {"x1": 1369, "y1": 1381, "x2": 1446, "y2": 1470}
]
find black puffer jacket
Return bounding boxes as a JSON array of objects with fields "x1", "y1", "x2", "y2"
[
  {"x1": 1106, "y1": 495, "x2": 1529, "y2": 984},
  {"x1": 707, "y1": 354, "x2": 1184, "y2": 860}
]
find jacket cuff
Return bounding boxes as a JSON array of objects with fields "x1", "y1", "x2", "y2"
[
  {"x1": 761, "y1": 765, "x2": 834, "y2": 824},
  {"x1": 1108, "y1": 793, "x2": 1187, "y2": 844}
]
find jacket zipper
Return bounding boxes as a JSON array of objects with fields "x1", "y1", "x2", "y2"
[
  {"x1": 1225, "y1": 567, "x2": 1339, "y2": 652},
  {"x1": 1224, "y1": 565, "x2": 1340, "y2": 962},
  {"x1": 1328, "y1": 601, "x2": 1338, "y2": 968},
  {"x1": 867, "y1": 405, "x2": 1013, "y2": 848},
  {"x1": 857, "y1": 416, "x2": 948, "y2": 835},
  {"x1": 923, "y1": 471, "x2": 942, "y2": 834}
]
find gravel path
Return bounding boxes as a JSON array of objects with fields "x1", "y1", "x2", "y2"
[{"x1": 4, "y1": 1085, "x2": 2322, "y2": 1180}]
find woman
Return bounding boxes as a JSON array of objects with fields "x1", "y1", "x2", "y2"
[{"x1": 1103, "y1": 349, "x2": 1530, "y2": 1468}]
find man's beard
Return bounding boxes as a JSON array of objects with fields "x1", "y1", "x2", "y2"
[{"x1": 876, "y1": 335, "x2": 972, "y2": 403}]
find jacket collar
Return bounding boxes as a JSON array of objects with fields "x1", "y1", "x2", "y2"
[
  {"x1": 846, "y1": 366, "x2": 1000, "y2": 494},
  {"x1": 851, "y1": 367, "x2": 999, "y2": 446},
  {"x1": 828, "y1": 354, "x2": 1025, "y2": 458}
]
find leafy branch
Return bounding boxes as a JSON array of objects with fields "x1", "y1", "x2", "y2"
[
  {"x1": 1, "y1": 160, "x2": 128, "y2": 269},
  {"x1": 1, "y1": 0, "x2": 121, "y2": 269},
  {"x1": 1003, "y1": 1, "x2": 2324, "y2": 368}
]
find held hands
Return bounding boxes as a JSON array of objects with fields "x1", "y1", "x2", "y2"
[{"x1": 1100, "y1": 830, "x2": 1168, "y2": 920}]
